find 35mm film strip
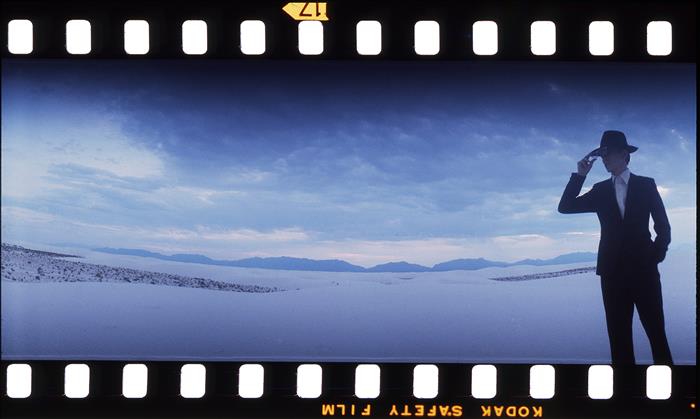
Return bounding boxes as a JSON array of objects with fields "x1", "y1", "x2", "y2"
[
  {"x1": 1, "y1": 0, "x2": 697, "y2": 59},
  {"x1": 1, "y1": 361, "x2": 698, "y2": 418},
  {"x1": 1, "y1": 1, "x2": 697, "y2": 418}
]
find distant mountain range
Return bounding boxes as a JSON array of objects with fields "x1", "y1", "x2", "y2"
[{"x1": 93, "y1": 247, "x2": 597, "y2": 273}]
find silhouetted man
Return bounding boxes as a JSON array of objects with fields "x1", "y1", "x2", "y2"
[{"x1": 558, "y1": 130, "x2": 673, "y2": 365}]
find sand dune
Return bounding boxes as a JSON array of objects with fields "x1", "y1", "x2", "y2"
[{"x1": 1, "y1": 243, "x2": 281, "y2": 293}]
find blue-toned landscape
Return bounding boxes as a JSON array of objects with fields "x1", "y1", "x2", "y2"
[
  {"x1": 90, "y1": 246, "x2": 597, "y2": 272},
  {"x1": 1, "y1": 60, "x2": 696, "y2": 363}
]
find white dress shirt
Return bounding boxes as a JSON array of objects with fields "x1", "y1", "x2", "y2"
[{"x1": 612, "y1": 168, "x2": 630, "y2": 218}]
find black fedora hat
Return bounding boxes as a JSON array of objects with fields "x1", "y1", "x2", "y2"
[{"x1": 589, "y1": 130, "x2": 638, "y2": 157}]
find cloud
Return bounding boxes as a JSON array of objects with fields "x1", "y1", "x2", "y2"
[
  {"x1": 505, "y1": 195, "x2": 561, "y2": 220},
  {"x1": 0, "y1": 206, "x2": 56, "y2": 223},
  {"x1": 172, "y1": 226, "x2": 311, "y2": 242},
  {"x1": 1, "y1": 205, "x2": 310, "y2": 245},
  {"x1": 0, "y1": 204, "x2": 601, "y2": 266},
  {"x1": 492, "y1": 233, "x2": 551, "y2": 243},
  {"x1": 669, "y1": 128, "x2": 691, "y2": 152},
  {"x1": 1, "y1": 114, "x2": 165, "y2": 199},
  {"x1": 2, "y1": 60, "x2": 693, "y2": 264},
  {"x1": 656, "y1": 185, "x2": 671, "y2": 198},
  {"x1": 149, "y1": 186, "x2": 244, "y2": 206},
  {"x1": 79, "y1": 221, "x2": 312, "y2": 244},
  {"x1": 564, "y1": 231, "x2": 600, "y2": 238},
  {"x1": 665, "y1": 206, "x2": 696, "y2": 245},
  {"x1": 223, "y1": 169, "x2": 273, "y2": 185}
]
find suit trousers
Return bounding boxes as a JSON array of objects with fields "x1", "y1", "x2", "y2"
[{"x1": 600, "y1": 269, "x2": 673, "y2": 365}]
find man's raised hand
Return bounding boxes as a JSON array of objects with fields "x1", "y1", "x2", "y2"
[{"x1": 577, "y1": 154, "x2": 595, "y2": 177}]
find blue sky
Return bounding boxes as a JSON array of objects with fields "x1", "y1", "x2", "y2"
[{"x1": 1, "y1": 60, "x2": 696, "y2": 266}]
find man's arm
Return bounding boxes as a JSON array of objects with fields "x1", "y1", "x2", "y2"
[
  {"x1": 558, "y1": 154, "x2": 599, "y2": 214},
  {"x1": 558, "y1": 173, "x2": 598, "y2": 214},
  {"x1": 649, "y1": 178, "x2": 671, "y2": 263}
]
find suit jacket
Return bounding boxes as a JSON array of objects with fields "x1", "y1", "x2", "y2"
[{"x1": 558, "y1": 173, "x2": 671, "y2": 276}]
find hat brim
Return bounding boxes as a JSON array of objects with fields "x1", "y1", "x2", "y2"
[{"x1": 589, "y1": 145, "x2": 638, "y2": 157}]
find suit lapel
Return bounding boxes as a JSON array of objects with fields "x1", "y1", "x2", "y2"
[{"x1": 623, "y1": 173, "x2": 637, "y2": 222}]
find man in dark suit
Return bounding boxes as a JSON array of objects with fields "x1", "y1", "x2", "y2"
[{"x1": 558, "y1": 130, "x2": 673, "y2": 365}]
